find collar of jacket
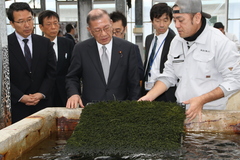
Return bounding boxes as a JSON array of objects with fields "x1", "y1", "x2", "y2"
[{"x1": 184, "y1": 17, "x2": 206, "y2": 42}]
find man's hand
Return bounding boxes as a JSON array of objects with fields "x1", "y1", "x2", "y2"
[
  {"x1": 138, "y1": 81, "x2": 168, "y2": 102},
  {"x1": 184, "y1": 87, "x2": 224, "y2": 122},
  {"x1": 138, "y1": 95, "x2": 153, "y2": 102},
  {"x1": 183, "y1": 96, "x2": 204, "y2": 122},
  {"x1": 66, "y1": 94, "x2": 84, "y2": 108},
  {"x1": 29, "y1": 93, "x2": 44, "y2": 100},
  {"x1": 20, "y1": 93, "x2": 42, "y2": 106}
]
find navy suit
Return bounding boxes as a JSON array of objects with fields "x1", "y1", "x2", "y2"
[
  {"x1": 66, "y1": 36, "x2": 141, "y2": 105},
  {"x1": 8, "y1": 32, "x2": 57, "y2": 123},
  {"x1": 50, "y1": 37, "x2": 74, "y2": 107},
  {"x1": 143, "y1": 28, "x2": 176, "y2": 102}
]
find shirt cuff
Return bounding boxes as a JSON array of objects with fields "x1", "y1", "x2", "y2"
[
  {"x1": 219, "y1": 85, "x2": 236, "y2": 97},
  {"x1": 18, "y1": 95, "x2": 24, "y2": 102},
  {"x1": 156, "y1": 78, "x2": 171, "y2": 89},
  {"x1": 41, "y1": 93, "x2": 46, "y2": 99}
]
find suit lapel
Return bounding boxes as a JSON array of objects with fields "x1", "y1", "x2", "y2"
[
  {"x1": 145, "y1": 34, "x2": 154, "y2": 60},
  {"x1": 108, "y1": 37, "x2": 121, "y2": 83},
  {"x1": 161, "y1": 31, "x2": 171, "y2": 64},
  {"x1": 9, "y1": 33, "x2": 30, "y2": 73},
  {"x1": 88, "y1": 38, "x2": 106, "y2": 84},
  {"x1": 160, "y1": 29, "x2": 175, "y2": 73},
  {"x1": 31, "y1": 34, "x2": 40, "y2": 72},
  {"x1": 57, "y1": 37, "x2": 64, "y2": 73},
  {"x1": 144, "y1": 34, "x2": 154, "y2": 76}
]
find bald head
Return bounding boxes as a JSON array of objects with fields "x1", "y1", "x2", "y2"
[{"x1": 87, "y1": 9, "x2": 110, "y2": 26}]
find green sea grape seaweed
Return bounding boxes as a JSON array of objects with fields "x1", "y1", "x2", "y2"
[{"x1": 64, "y1": 101, "x2": 186, "y2": 158}]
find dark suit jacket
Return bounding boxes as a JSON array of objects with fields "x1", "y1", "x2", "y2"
[
  {"x1": 143, "y1": 28, "x2": 176, "y2": 102},
  {"x1": 134, "y1": 44, "x2": 144, "y2": 80},
  {"x1": 50, "y1": 37, "x2": 74, "y2": 107},
  {"x1": 8, "y1": 32, "x2": 57, "y2": 123},
  {"x1": 66, "y1": 36, "x2": 141, "y2": 105},
  {"x1": 65, "y1": 33, "x2": 76, "y2": 45}
]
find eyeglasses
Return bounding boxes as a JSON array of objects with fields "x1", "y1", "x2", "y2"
[
  {"x1": 44, "y1": 22, "x2": 60, "y2": 27},
  {"x1": 112, "y1": 29, "x2": 124, "y2": 36},
  {"x1": 92, "y1": 25, "x2": 112, "y2": 35},
  {"x1": 14, "y1": 17, "x2": 34, "y2": 25}
]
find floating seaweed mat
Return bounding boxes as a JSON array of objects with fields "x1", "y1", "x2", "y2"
[{"x1": 64, "y1": 101, "x2": 186, "y2": 158}]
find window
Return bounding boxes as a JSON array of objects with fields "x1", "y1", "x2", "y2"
[{"x1": 228, "y1": 0, "x2": 240, "y2": 45}]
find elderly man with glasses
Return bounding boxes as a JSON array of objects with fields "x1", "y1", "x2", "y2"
[{"x1": 65, "y1": 9, "x2": 141, "y2": 108}]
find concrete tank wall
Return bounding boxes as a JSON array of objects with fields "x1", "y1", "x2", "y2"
[
  {"x1": 0, "y1": 91, "x2": 240, "y2": 160},
  {"x1": 0, "y1": 108, "x2": 82, "y2": 160}
]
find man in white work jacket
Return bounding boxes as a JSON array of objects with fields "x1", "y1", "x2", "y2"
[{"x1": 139, "y1": 0, "x2": 240, "y2": 122}]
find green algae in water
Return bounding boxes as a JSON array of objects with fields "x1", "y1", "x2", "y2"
[{"x1": 64, "y1": 101, "x2": 186, "y2": 157}]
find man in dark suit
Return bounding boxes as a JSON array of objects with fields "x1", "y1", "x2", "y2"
[
  {"x1": 65, "y1": 24, "x2": 76, "y2": 45},
  {"x1": 38, "y1": 10, "x2": 74, "y2": 107},
  {"x1": 7, "y1": 2, "x2": 56, "y2": 123},
  {"x1": 109, "y1": 11, "x2": 144, "y2": 81},
  {"x1": 143, "y1": 3, "x2": 176, "y2": 102},
  {"x1": 66, "y1": 9, "x2": 141, "y2": 108}
]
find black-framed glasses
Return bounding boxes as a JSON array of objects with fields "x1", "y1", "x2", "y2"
[
  {"x1": 14, "y1": 17, "x2": 34, "y2": 25},
  {"x1": 112, "y1": 29, "x2": 124, "y2": 36}
]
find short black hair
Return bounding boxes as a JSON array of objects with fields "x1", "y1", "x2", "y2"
[
  {"x1": 66, "y1": 24, "x2": 74, "y2": 33},
  {"x1": 7, "y1": 2, "x2": 33, "y2": 22},
  {"x1": 38, "y1": 10, "x2": 59, "y2": 25},
  {"x1": 213, "y1": 22, "x2": 224, "y2": 29},
  {"x1": 150, "y1": 3, "x2": 173, "y2": 21},
  {"x1": 109, "y1": 11, "x2": 127, "y2": 27}
]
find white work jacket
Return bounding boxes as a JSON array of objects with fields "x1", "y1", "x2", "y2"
[
  {"x1": 225, "y1": 32, "x2": 240, "y2": 51},
  {"x1": 158, "y1": 24, "x2": 240, "y2": 110}
]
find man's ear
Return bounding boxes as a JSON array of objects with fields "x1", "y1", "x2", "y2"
[
  {"x1": 10, "y1": 21, "x2": 15, "y2": 29},
  {"x1": 124, "y1": 26, "x2": 127, "y2": 34},
  {"x1": 195, "y1": 12, "x2": 202, "y2": 24},
  {"x1": 39, "y1": 24, "x2": 44, "y2": 31},
  {"x1": 87, "y1": 26, "x2": 93, "y2": 36}
]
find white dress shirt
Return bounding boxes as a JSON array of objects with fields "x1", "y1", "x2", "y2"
[
  {"x1": 15, "y1": 32, "x2": 32, "y2": 57},
  {"x1": 52, "y1": 37, "x2": 58, "y2": 60},
  {"x1": 146, "y1": 29, "x2": 169, "y2": 83},
  {"x1": 97, "y1": 39, "x2": 113, "y2": 65}
]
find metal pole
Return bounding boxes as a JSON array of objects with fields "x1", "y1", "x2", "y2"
[
  {"x1": 77, "y1": 0, "x2": 92, "y2": 42},
  {"x1": 134, "y1": 0, "x2": 143, "y2": 60},
  {"x1": 0, "y1": 0, "x2": 11, "y2": 129},
  {"x1": 115, "y1": 0, "x2": 126, "y2": 14}
]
